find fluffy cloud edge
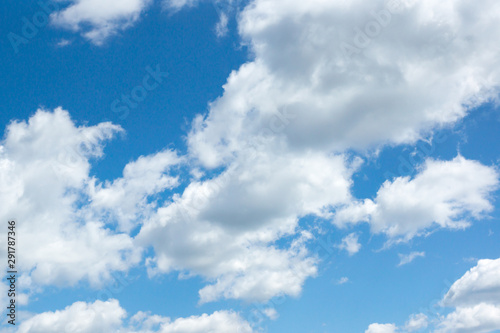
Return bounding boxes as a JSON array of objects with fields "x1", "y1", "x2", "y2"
[
  {"x1": 17, "y1": 299, "x2": 254, "y2": 333},
  {"x1": 334, "y1": 156, "x2": 499, "y2": 242}
]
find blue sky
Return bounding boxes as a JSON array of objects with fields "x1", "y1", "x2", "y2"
[{"x1": 1, "y1": 1, "x2": 500, "y2": 332}]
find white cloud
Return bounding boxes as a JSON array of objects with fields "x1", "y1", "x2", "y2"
[
  {"x1": 335, "y1": 156, "x2": 499, "y2": 241},
  {"x1": 12, "y1": 0, "x2": 500, "y2": 321},
  {"x1": 398, "y1": 252, "x2": 425, "y2": 267},
  {"x1": 18, "y1": 299, "x2": 125, "y2": 333},
  {"x1": 137, "y1": 150, "x2": 357, "y2": 303},
  {"x1": 163, "y1": 0, "x2": 238, "y2": 39},
  {"x1": 0, "y1": 108, "x2": 141, "y2": 289},
  {"x1": 368, "y1": 258, "x2": 500, "y2": 332},
  {"x1": 404, "y1": 313, "x2": 428, "y2": 332},
  {"x1": 50, "y1": 0, "x2": 152, "y2": 44},
  {"x1": 337, "y1": 277, "x2": 349, "y2": 285},
  {"x1": 365, "y1": 323, "x2": 397, "y2": 333},
  {"x1": 0, "y1": 109, "x2": 183, "y2": 295},
  {"x1": 88, "y1": 149, "x2": 182, "y2": 232},
  {"x1": 56, "y1": 38, "x2": 72, "y2": 47},
  {"x1": 3, "y1": 0, "x2": 500, "y2": 331},
  {"x1": 262, "y1": 307, "x2": 279, "y2": 320},
  {"x1": 142, "y1": 0, "x2": 500, "y2": 305},
  {"x1": 153, "y1": 310, "x2": 253, "y2": 333},
  {"x1": 163, "y1": 0, "x2": 200, "y2": 11},
  {"x1": 172, "y1": 0, "x2": 500, "y2": 324},
  {"x1": 188, "y1": 0, "x2": 500, "y2": 168},
  {"x1": 215, "y1": 12, "x2": 229, "y2": 37},
  {"x1": 366, "y1": 313, "x2": 428, "y2": 333},
  {"x1": 437, "y1": 258, "x2": 500, "y2": 332},
  {"x1": 174, "y1": 2, "x2": 500, "y2": 302},
  {"x1": 17, "y1": 299, "x2": 253, "y2": 333},
  {"x1": 436, "y1": 303, "x2": 500, "y2": 333},
  {"x1": 337, "y1": 233, "x2": 361, "y2": 256},
  {"x1": 436, "y1": 258, "x2": 500, "y2": 332},
  {"x1": 0, "y1": 107, "x2": 354, "y2": 307},
  {"x1": 442, "y1": 258, "x2": 500, "y2": 307}
]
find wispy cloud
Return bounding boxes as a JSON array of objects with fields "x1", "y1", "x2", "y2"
[
  {"x1": 56, "y1": 38, "x2": 71, "y2": 47},
  {"x1": 398, "y1": 252, "x2": 425, "y2": 266},
  {"x1": 337, "y1": 277, "x2": 349, "y2": 285}
]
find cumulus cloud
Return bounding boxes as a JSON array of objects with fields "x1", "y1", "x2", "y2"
[
  {"x1": 436, "y1": 303, "x2": 500, "y2": 333},
  {"x1": 0, "y1": 108, "x2": 181, "y2": 293},
  {"x1": 50, "y1": 0, "x2": 152, "y2": 44},
  {"x1": 188, "y1": 0, "x2": 500, "y2": 168},
  {"x1": 370, "y1": 259, "x2": 500, "y2": 332},
  {"x1": 17, "y1": 299, "x2": 253, "y2": 333},
  {"x1": 139, "y1": 0, "x2": 500, "y2": 305},
  {"x1": 170, "y1": 2, "x2": 500, "y2": 302},
  {"x1": 150, "y1": 310, "x2": 253, "y2": 333},
  {"x1": 442, "y1": 258, "x2": 500, "y2": 307},
  {"x1": 365, "y1": 323, "x2": 397, "y2": 333},
  {"x1": 0, "y1": 108, "x2": 355, "y2": 306},
  {"x1": 398, "y1": 252, "x2": 425, "y2": 266},
  {"x1": 437, "y1": 258, "x2": 500, "y2": 332},
  {"x1": 335, "y1": 156, "x2": 499, "y2": 241},
  {"x1": 8, "y1": 0, "x2": 500, "y2": 322},
  {"x1": 151, "y1": 0, "x2": 500, "y2": 326},
  {"x1": 137, "y1": 150, "x2": 357, "y2": 303},
  {"x1": 0, "y1": 108, "x2": 136, "y2": 288},
  {"x1": 88, "y1": 149, "x2": 182, "y2": 232},
  {"x1": 337, "y1": 233, "x2": 361, "y2": 256},
  {"x1": 366, "y1": 313, "x2": 428, "y2": 333},
  {"x1": 404, "y1": 313, "x2": 428, "y2": 332},
  {"x1": 18, "y1": 299, "x2": 125, "y2": 333}
]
